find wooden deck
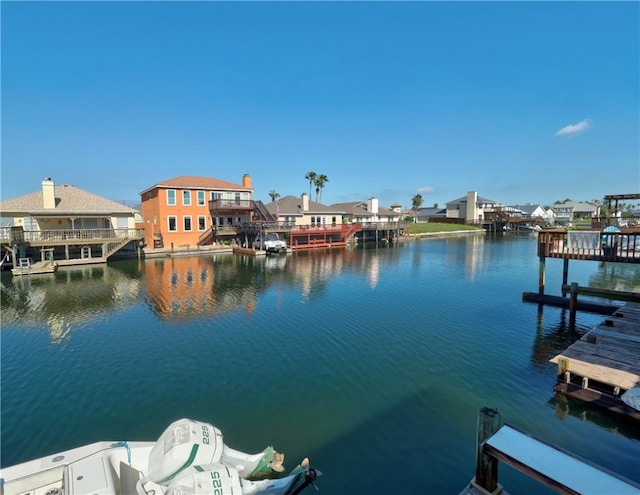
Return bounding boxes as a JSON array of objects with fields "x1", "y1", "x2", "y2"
[
  {"x1": 288, "y1": 223, "x2": 361, "y2": 250},
  {"x1": 464, "y1": 407, "x2": 640, "y2": 495},
  {"x1": 550, "y1": 302, "x2": 640, "y2": 420},
  {"x1": 538, "y1": 229, "x2": 640, "y2": 263}
]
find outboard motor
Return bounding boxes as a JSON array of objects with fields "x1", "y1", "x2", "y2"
[
  {"x1": 146, "y1": 419, "x2": 225, "y2": 484},
  {"x1": 164, "y1": 463, "x2": 243, "y2": 495}
]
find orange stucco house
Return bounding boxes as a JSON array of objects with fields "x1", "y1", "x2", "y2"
[{"x1": 138, "y1": 174, "x2": 254, "y2": 250}]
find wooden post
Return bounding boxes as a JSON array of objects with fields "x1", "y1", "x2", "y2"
[
  {"x1": 561, "y1": 259, "x2": 569, "y2": 296},
  {"x1": 569, "y1": 282, "x2": 578, "y2": 326},
  {"x1": 475, "y1": 407, "x2": 501, "y2": 492},
  {"x1": 538, "y1": 255, "x2": 546, "y2": 295}
]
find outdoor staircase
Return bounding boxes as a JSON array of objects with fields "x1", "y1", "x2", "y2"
[
  {"x1": 343, "y1": 223, "x2": 362, "y2": 241},
  {"x1": 103, "y1": 237, "x2": 135, "y2": 259},
  {"x1": 197, "y1": 228, "x2": 215, "y2": 246},
  {"x1": 253, "y1": 201, "x2": 276, "y2": 222},
  {"x1": 153, "y1": 233, "x2": 164, "y2": 249}
]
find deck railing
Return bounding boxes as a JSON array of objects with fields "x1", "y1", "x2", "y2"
[
  {"x1": 1, "y1": 227, "x2": 144, "y2": 244},
  {"x1": 538, "y1": 229, "x2": 640, "y2": 262}
]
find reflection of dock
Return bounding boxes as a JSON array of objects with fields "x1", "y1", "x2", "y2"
[{"x1": 550, "y1": 302, "x2": 640, "y2": 421}]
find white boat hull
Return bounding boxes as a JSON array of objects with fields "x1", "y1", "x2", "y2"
[{"x1": 0, "y1": 419, "x2": 320, "y2": 495}]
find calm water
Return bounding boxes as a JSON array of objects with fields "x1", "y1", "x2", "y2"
[{"x1": 2, "y1": 234, "x2": 639, "y2": 494}]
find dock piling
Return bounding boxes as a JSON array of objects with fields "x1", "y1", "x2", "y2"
[{"x1": 474, "y1": 407, "x2": 501, "y2": 493}]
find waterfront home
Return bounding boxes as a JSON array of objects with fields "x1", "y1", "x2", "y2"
[
  {"x1": 552, "y1": 201, "x2": 600, "y2": 224},
  {"x1": 263, "y1": 193, "x2": 345, "y2": 227},
  {"x1": 445, "y1": 191, "x2": 502, "y2": 223},
  {"x1": 511, "y1": 203, "x2": 547, "y2": 219},
  {"x1": 0, "y1": 178, "x2": 139, "y2": 232},
  {"x1": 138, "y1": 174, "x2": 255, "y2": 249},
  {"x1": 331, "y1": 198, "x2": 402, "y2": 226},
  {"x1": 510, "y1": 203, "x2": 554, "y2": 223},
  {"x1": 0, "y1": 178, "x2": 142, "y2": 265},
  {"x1": 416, "y1": 207, "x2": 446, "y2": 222}
]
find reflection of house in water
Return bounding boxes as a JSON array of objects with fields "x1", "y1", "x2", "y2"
[
  {"x1": 1, "y1": 265, "x2": 142, "y2": 342},
  {"x1": 368, "y1": 254, "x2": 379, "y2": 289},
  {"x1": 143, "y1": 255, "x2": 259, "y2": 319}
]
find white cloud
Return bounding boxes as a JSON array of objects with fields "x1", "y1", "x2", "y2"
[
  {"x1": 417, "y1": 186, "x2": 435, "y2": 194},
  {"x1": 554, "y1": 119, "x2": 592, "y2": 137}
]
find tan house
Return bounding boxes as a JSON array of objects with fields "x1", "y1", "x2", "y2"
[
  {"x1": 262, "y1": 193, "x2": 345, "y2": 227},
  {"x1": 0, "y1": 178, "x2": 142, "y2": 265},
  {"x1": 445, "y1": 191, "x2": 502, "y2": 223},
  {"x1": 0, "y1": 178, "x2": 139, "y2": 232},
  {"x1": 332, "y1": 198, "x2": 401, "y2": 225}
]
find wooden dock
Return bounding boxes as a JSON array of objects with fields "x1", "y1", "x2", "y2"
[
  {"x1": 550, "y1": 301, "x2": 640, "y2": 421},
  {"x1": 481, "y1": 424, "x2": 640, "y2": 494},
  {"x1": 463, "y1": 408, "x2": 640, "y2": 495}
]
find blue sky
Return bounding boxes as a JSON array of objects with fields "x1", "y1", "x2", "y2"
[{"x1": 2, "y1": 1, "x2": 638, "y2": 210}]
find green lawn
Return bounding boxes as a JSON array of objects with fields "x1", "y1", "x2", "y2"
[{"x1": 406, "y1": 222, "x2": 482, "y2": 234}]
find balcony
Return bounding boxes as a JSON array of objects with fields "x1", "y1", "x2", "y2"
[
  {"x1": 1, "y1": 227, "x2": 144, "y2": 246},
  {"x1": 537, "y1": 229, "x2": 640, "y2": 263},
  {"x1": 208, "y1": 199, "x2": 254, "y2": 212}
]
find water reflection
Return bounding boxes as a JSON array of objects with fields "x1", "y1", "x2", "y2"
[
  {"x1": 1, "y1": 264, "x2": 142, "y2": 342},
  {"x1": 530, "y1": 307, "x2": 586, "y2": 368},
  {"x1": 589, "y1": 262, "x2": 640, "y2": 293},
  {"x1": 549, "y1": 393, "x2": 640, "y2": 438}
]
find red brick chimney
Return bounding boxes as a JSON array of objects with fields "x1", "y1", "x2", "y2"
[{"x1": 242, "y1": 174, "x2": 252, "y2": 189}]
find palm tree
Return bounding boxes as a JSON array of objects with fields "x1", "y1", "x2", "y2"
[
  {"x1": 412, "y1": 194, "x2": 423, "y2": 222},
  {"x1": 305, "y1": 172, "x2": 317, "y2": 198},
  {"x1": 268, "y1": 190, "x2": 280, "y2": 202},
  {"x1": 314, "y1": 174, "x2": 328, "y2": 203}
]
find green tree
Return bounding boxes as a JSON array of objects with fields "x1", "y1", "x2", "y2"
[
  {"x1": 268, "y1": 190, "x2": 280, "y2": 202},
  {"x1": 314, "y1": 174, "x2": 329, "y2": 203},
  {"x1": 412, "y1": 194, "x2": 423, "y2": 222},
  {"x1": 305, "y1": 171, "x2": 317, "y2": 198}
]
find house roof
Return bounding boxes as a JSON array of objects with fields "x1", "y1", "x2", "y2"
[
  {"x1": 552, "y1": 201, "x2": 598, "y2": 213},
  {"x1": 512, "y1": 204, "x2": 545, "y2": 215},
  {"x1": 0, "y1": 184, "x2": 138, "y2": 216},
  {"x1": 265, "y1": 195, "x2": 345, "y2": 216},
  {"x1": 331, "y1": 201, "x2": 400, "y2": 218},
  {"x1": 446, "y1": 195, "x2": 498, "y2": 205},
  {"x1": 417, "y1": 207, "x2": 446, "y2": 216},
  {"x1": 139, "y1": 175, "x2": 251, "y2": 195}
]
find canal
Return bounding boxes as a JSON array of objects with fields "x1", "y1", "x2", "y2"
[{"x1": 1, "y1": 234, "x2": 639, "y2": 494}]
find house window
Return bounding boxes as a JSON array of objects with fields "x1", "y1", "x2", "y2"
[
  {"x1": 234, "y1": 192, "x2": 241, "y2": 205},
  {"x1": 197, "y1": 191, "x2": 205, "y2": 206},
  {"x1": 197, "y1": 216, "x2": 206, "y2": 231},
  {"x1": 168, "y1": 216, "x2": 177, "y2": 231},
  {"x1": 182, "y1": 190, "x2": 191, "y2": 206},
  {"x1": 211, "y1": 192, "x2": 222, "y2": 200},
  {"x1": 167, "y1": 190, "x2": 176, "y2": 205},
  {"x1": 183, "y1": 216, "x2": 192, "y2": 231}
]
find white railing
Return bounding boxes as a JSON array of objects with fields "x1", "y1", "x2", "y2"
[{"x1": 1, "y1": 228, "x2": 144, "y2": 243}]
